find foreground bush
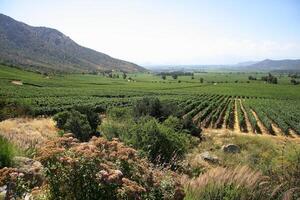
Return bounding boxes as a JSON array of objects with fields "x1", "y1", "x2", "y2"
[
  {"x1": 102, "y1": 116, "x2": 191, "y2": 164},
  {"x1": 35, "y1": 134, "x2": 185, "y2": 200}
]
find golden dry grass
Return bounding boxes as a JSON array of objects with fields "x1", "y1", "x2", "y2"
[
  {"x1": 184, "y1": 166, "x2": 265, "y2": 188},
  {"x1": 183, "y1": 166, "x2": 269, "y2": 200},
  {"x1": 0, "y1": 117, "x2": 58, "y2": 150}
]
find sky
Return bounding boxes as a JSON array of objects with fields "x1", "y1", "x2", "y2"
[{"x1": 1, "y1": 0, "x2": 300, "y2": 66}]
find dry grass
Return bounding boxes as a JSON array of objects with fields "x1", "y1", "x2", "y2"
[
  {"x1": 0, "y1": 117, "x2": 58, "y2": 150},
  {"x1": 183, "y1": 166, "x2": 269, "y2": 200}
]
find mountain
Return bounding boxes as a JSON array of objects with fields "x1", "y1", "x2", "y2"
[
  {"x1": 235, "y1": 61, "x2": 259, "y2": 66},
  {"x1": 244, "y1": 59, "x2": 300, "y2": 71},
  {"x1": 0, "y1": 14, "x2": 145, "y2": 73}
]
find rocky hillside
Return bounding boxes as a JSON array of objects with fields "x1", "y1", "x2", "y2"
[{"x1": 0, "y1": 14, "x2": 145, "y2": 73}]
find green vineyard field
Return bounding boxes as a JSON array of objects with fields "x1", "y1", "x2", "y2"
[{"x1": 1, "y1": 65, "x2": 299, "y2": 136}]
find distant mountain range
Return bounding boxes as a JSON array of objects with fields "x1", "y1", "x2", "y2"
[
  {"x1": 0, "y1": 14, "x2": 145, "y2": 73},
  {"x1": 147, "y1": 59, "x2": 300, "y2": 72},
  {"x1": 241, "y1": 59, "x2": 300, "y2": 72}
]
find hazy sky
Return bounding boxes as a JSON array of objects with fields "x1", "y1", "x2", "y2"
[{"x1": 1, "y1": 0, "x2": 300, "y2": 65}]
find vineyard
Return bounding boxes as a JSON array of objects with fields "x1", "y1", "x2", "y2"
[
  {"x1": 178, "y1": 95, "x2": 300, "y2": 137},
  {"x1": 0, "y1": 65, "x2": 299, "y2": 137}
]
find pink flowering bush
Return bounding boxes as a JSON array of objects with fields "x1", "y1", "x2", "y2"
[{"x1": 36, "y1": 134, "x2": 185, "y2": 200}]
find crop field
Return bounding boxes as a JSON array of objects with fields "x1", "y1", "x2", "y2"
[{"x1": 1, "y1": 65, "x2": 299, "y2": 137}]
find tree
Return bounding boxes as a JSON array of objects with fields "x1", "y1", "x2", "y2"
[
  {"x1": 191, "y1": 74, "x2": 194, "y2": 79},
  {"x1": 291, "y1": 79, "x2": 300, "y2": 85},
  {"x1": 200, "y1": 77, "x2": 204, "y2": 83},
  {"x1": 248, "y1": 76, "x2": 256, "y2": 80},
  {"x1": 172, "y1": 74, "x2": 178, "y2": 79},
  {"x1": 122, "y1": 73, "x2": 127, "y2": 79},
  {"x1": 261, "y1": 73, "x2": 277, "y2": 84},
  {"x1": 162, "y1": 74, "x2": 166, "y2": 80}
]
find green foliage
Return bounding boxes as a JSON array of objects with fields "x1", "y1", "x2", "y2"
[
  {"x1": 64, "y1": 110, "x2": 92, "y2": 141},
  {"x1": 182, "y1": 115, "x2": 202, "y2": 137},
  {"x1": 107, "y1": 107, "x2": 131, "y2": 121},
  {"x1": 131, "y1": 117, "x2": 189, "y2": 163},
  {"x1": 262, "y1": 73, "x2": 278, "y2": 84},
  {"x1": 53, "y1": 106, "x2": 101, "y2": 141},
  {"x1": 73, "y1": 105, "x2": 101, "y2": 131},
  {"x1": 133, "y1": 97, "x2": 179, "y2": 121},
  {"x1": 0, "y1": 99, "x2": 30, "y2": 121},
  {"x1": 54, "y1": 110, "x2": 92, "y2": 141},
  {"x1": 102, "y1": 116, "x2": 190, "y2": 164},
  {"x1": 133, "y1": 97, "x2": 161, "y2": 119},
  {"x1": 53, "y1": 111, "x2": 70, "y2": 129},
  {"x1": 0, "y1": 136, "x2": 15, "y2": 168}
]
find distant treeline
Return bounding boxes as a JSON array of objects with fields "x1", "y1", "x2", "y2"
[{"x1": 158, "y1": 71, "x2": 194, "y2": 76}]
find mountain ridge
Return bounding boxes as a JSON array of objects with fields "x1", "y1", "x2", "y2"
[
  {"x1": 0, "y1": 14, "x2": 145, "y2": 73},
  {"x1": 245, "y1": 59, "x2": 300, "y2": 71}
]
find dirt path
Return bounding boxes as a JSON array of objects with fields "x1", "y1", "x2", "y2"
[
  {"x1": 11, "y1": 80, "x2": 23, "y2": 85},
  {"x1": 234, "y1": 99, "x2": 240, "y2": 133},
  {"x1": 250, "y1": 109, "x2": 269, "y2": 135},
  {"x1": 289, "y1": 129, "x2": 299, "y2": 138},
  {"x1": 270, "y1": 122, "x2": 284, "y2": 136},
  {"x1": 192, "y1": 110, "x2": 203, "y2": 123},
  {"x1": 239, "y1": 99, "x2": 252, "y2": 133}
]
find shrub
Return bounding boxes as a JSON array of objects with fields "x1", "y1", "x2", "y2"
[
  {"x1": 163, "y1": 115, "x2": 202, "y2": 138},
  {"x1": 102, "y1": 115, "x2": 193, "y2": 164},
  {"x1": 73, "y1": 105, "x2": 101, "y2": 132},
  {"x1": 128, "y1": 117, "x2": 189, "y2": 163},
  {"x1": 0, "y1": 136, "x2": 15, "y2": 168},
  {"x1": 182, "y1": 115, "x2": 202, "y2": 137},
  {"x1": 53, "y1": 110, "x2": 70, "y2": 129},
  {"x1": 101, "y1": 120, "x2": 131, "y2": 141},
  {"x1": 162, "y1": 116, "x2": 183, "y2": 131},
  {"x1": 133, "y1": 97, "x2": 162, "y2": 119},
  {"x1": 36, "y1": 135, "x2": 185, "y2": 200},
  {"x1": 53, "y1": 108, "x2": 101, "y2": 141},
  {"x1": 107, "y1": 107, "x2": 131, "y2": 121},
  {"x1": 0, "y1": 99, "x2": 31, "y2": 121},
  {"x1": 64, "y1": 110, "x2": 92, "y2": 141},
  {"x1": 133, "y1": 97, "x2": 179, "y2": 121}
]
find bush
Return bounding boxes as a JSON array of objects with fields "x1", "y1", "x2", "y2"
[
  {"x1": 128, "y1": 117, "x2": 189, "y2": 163},
  {"x1": 133, "y1": 97, "x2": 179, "y2": 121},
  {"x1": 133, "y1": 97, "x2": 161, "y2": 119},
  {"x1": 53, "y1": 111, "x2": 70, "y2": 129},
  {"x1": 64, "y1": 110, "x2": 92, "y2": 142},
  {"x1": 182, "y1": 115, "x2": 202, "y2": 137},
  {"x1": 163, "y1": 115, "x2": 202, "y2": 138},
  {"x1": 0, "y1": 136, "x2": 15, "y2": 168},
  {"x1": 102, "y1": 114, "x2": 193, "y2": 164},
  {"x1": 36, "y1": 135, "x2": 185, "y2": 200},
  {"x1": 107, "y1": 107, "x2": 131, "y2": 121},
  {"x1": 0, "y1": 99, "x2": 31, "y2": 121},
  {"x1": 53, "y1": 107, "x2": 101, "y2": 141},
  {"x1": 73, "y1": 105, "x2": 101, "y2": 131}
]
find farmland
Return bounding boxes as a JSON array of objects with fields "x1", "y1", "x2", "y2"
[{"x1": 1, "y1": 65, "x2": 299, "y2": 137}]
